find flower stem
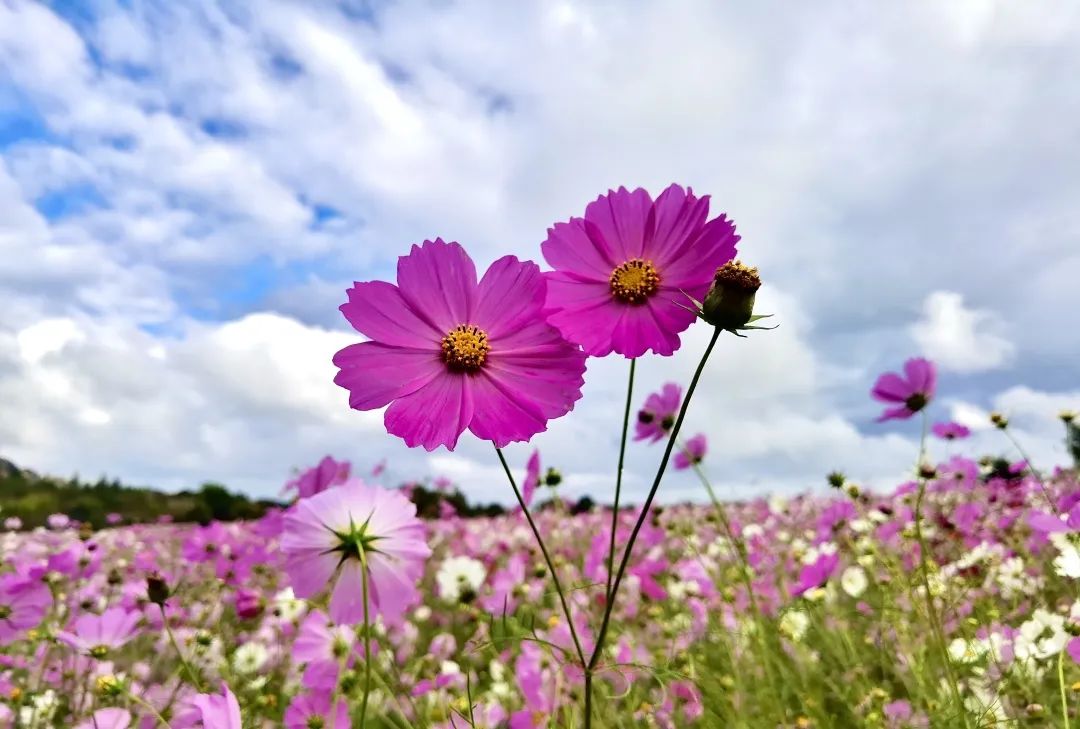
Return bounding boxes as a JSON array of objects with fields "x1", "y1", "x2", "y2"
[
  {"x1": 606, "y1": 357, "x2": 636, "y2": 603},
  {"x1": 359, "y1": 554, "x2": 373, "y2": 728},
  {"x1": 588, "y1": 327, "x2": 721, "y2": 678},
  {"x1": 494, "y1": 446, "x2": 587, "y2": 668},
  {"x1": 1060, "y1": 648, "x2": 1071, "y2": 729},
  {"x1": 160, "y1": 605, "x2": 202, "y2": 691},
  {"x1": 912, "y1": 411, "x2": 968, "y2": 727},
  {"x1": 126, "y1": 689, "x2": 173, "y2": 728}
]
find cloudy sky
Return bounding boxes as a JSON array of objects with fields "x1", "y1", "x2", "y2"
[{"x1": 2, "y1": 0, "x2": 1078, "y2": 504}]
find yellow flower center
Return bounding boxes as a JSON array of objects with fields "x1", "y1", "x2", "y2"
[
  {"x1": 441, "y1": 325, "x2": 491, "y2": 372},
  {"x1": 609, "y1": 259, "x2": 660, "y2": 304}
]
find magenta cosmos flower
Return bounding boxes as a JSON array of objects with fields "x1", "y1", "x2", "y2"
[
  {"x1": 57, "y1": 607, "x2": 140, "y2": 659},
  {"x1": 674, "y1": 433, "x2": 707, "y2": 470},
  {"x1": 871, "y1": 357, "x2": 936, "y2": 422},
  {"x1": 334, "y1": 239, "x2": 587, "y2": 451},
  {"x1": 635, "y1": 383, "x2": 682, "y2": 443},
  {"x1": 0, "y1": 575, "x2": 51, "y2": 644},
  {"x1": 522, "y1": 450, "x2": 541, "y2": 508},
  {"x1": 932, "y1": 421, "x2": 971, "y2": 440},
  {"x1": 282, "y1": 479, "x2": 430, "y2": 625},
  {"x1": 282, "y1": 455, "x2": 351, "y2": 499},
  {"x1": 541, "y1": 185, "x2": 739, "y2": 358}
]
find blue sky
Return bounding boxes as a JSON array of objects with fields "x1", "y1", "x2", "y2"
[{"x1": 1, "y1": 0, "x2": 1078, "y2": 502}]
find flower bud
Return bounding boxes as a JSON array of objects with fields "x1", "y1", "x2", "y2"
[
  {"x1": 543, "y1": 468, "x2": 562, "y2": 487},
  {"x1": 146, "y1": 572, "x2": 170, "y2": 607},
  {"x1": 1061, "y1": 410, "x2": 1077, "y2": 424},
  {"x1": 701, "y1": 261, "x2": 761, "y2": 330},
  {"x1": 827, "y1": 471, "x2": 846, "y2": 490},
  {"x1": 990, "y1": 411, "x2": 1009, "y2": 429}
]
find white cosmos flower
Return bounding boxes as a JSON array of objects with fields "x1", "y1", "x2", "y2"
[
  {"x1": 436, "y1": 556, "x2": 486, "y2": 603},
  {"x1": 840, "y1": 566, "x2": 869, "y2": 598}
]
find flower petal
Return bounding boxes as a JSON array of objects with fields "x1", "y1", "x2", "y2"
[
  {"x1": 340, "y1": 280, "x2": 443, "y2": 347},
  {"x1": 582, "y1": 187, "x2": 653, "y2": 262},
  {"x1": 467, "y1": 371, "x2": 552, "y2": 447},
  {"x1": 871, "y1": 373, "x2": 910, "y2": 403},
  {"x1": 472, "y1": 256, "x2": 546, "y2": 340},
  {"x1": 396, "y1": 239, "x2": 478, "y2": 333},
  {"x1": 540, "y1": 218, "x2": 616, "y2": 281},
  {"x1": 384, "y1": 372, "x2": 474, "y2": 451},
  {"x1": 333, "y1": 342, "x2": 443, "y2": 411}
]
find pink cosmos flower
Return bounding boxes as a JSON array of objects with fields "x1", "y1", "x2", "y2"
[
  {"x1": 871, "y1": 357, "x2": 936, "y2": 422},
  {"x1": 3, "y1": 517, "x2": 21, "y2": 530},
  {"x1": 283, "y1": 456, "x2": 351, "y2": 499},
  {"x1": 674, "y1": 434, "x2": 707, "y2": 470},
  {"x1": 233, "y1": 588, "x2": 263, "y2": 620},
  {"x1": 635, "y1": 384, "x2": 682, "y2": 443},
  {"x1": 76, "y1": 708, "x2": 131, "y2": 729},
  {"x1": 58, "y1": 607, "x2": 140, "y2": 659},
  {"x1": 334, "y1": 239, "x2": 587, "y2": 451},
  {"x1": 294, "y1": 609, "x2": 357, "y2": 690},
  {"x1": 284, "y1": 692, "x2": 351, "y2": 729},
  {"x1": 932, "y1": 421, "x2": 971, "y2": 440},
  {"x1": 0, "y1": 575, "x2": 51, "y2": 644},
  {"x1": 47, "y1": 513, "x2": 71, "y2": 530},
  {"x1": 522, "y1": 450, "x2": 541, "y2": 508},
  {"x1": 282, "y1": 479, "x2": 431, "y2": 625},
  {"x1": 541, "y1": 185, "x2": 739, "y2": 358}
]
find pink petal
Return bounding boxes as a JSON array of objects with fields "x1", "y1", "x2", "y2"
[
  {"x1": 658, "y1": 214, "x2": 739, "y2": 289},
  {"x1": 329, "y1": 561, "x2": 367, "y2": 625},
  {"x1": 339, "y1": 280, "x2": 443, "y2": 347},
  {"x1": 582, "y1": 187, "x2": 653, "y2": 262},
  {"x1": 395, "y1": 239, "x2": 477, "y2": 334},
  {"x1": 467, "y1": 371, "x2": 551, "y2": 447},
  {"x1": 472, "y1": 256, "x2": 547, "y2": 339},
  {"x1": 540, "y1": 218, "x2": 616, "y2": 281},
  {"x1": 333, "y1": 342, "x2": 443, "y2": 410},
  {"x1": 366, "y1": 553, "x2": 422, "y2": 622},
  {"x1": 646, "y1": 184, "x2": 710, "y2": 265},
  {"x1": 876, "y1": 405, "x2": 914, "y2": 422},
  {"x1": 871, "y1": 373, "x2": 910, "y2": 403},
  {"x1": 384, "y1": 372, "x2": 474, "y2": 451},
  {"x1": 284, "y1": 551, "x2": 338, "y2": 601}
]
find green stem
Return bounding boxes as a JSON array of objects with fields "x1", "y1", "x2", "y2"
[
  {"x1": 1002, "y1": 428, "x2": 1057, "y2": 510},
  {"x1": 912, "y1": 411, "x2": 968, "y2": 727},
  {"x1": 359, "y1": 555, "x2": 373, "y2": 728},
  {"x1": 127, "y1": 689, "x2": 174, "y2": 728},
  {"x1": 606, "y1": 357, "x2": 637, "y2": 603},
  {"x1": 160, "y1": 605, "x2": 202, "y2": 691},
  {"x1": 1060, "y1": 648, "x2": 1071, "y2": 729},
  {"x1": 588, "y1": 327, "x2": 721, "y2": 676},
  {"x1": 494, "y1": 446, "x2": 587, "y2": 668}
]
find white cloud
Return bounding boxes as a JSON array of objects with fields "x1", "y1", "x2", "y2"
[
  {"x1": 911, "y1": 291, "x2": 1016, "y2": 373},
  {"x1": 1, "y1": 0, "x2": 1078, "y2": 502}
]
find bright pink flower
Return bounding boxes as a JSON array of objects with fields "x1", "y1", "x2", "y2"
[
  {"x1": 541, "y1": 185, "x2": 738, "y2": 358},
  {"x1": 0, "y1": 575, "x2": 51, "y2": 644},
  {"x1": 294, "y1": 609, "x2": 357, "y2": 690},
  {"x1": 282, "y1": 480, "x2": 431, "y2": 625},
  {"x1": 674, "y1": 434, "x2": 707, "y2": 470},
  {"x1": 932, "y1": 421, "x2": 971, "y2": 440},
  {"x1": 871, "y1": 357, "x2": 936, "y2": 422},
  {"x1": 233, "y1": 588, "x2": 263, "y2": 620},
  {"x1": 284, "y1": 691, "x2": 351, "y2": 729},
  {"x1": 283, "y1": 456, "x2": 351, "y2": 499},
  {"x1": 334, "y1": 239, "x2": 587, "y2": 451},
  {"x1": 635, "y1": 384, "x2": 681, "y2": 443},
  {"x1": 58, "y1": 607, "x2": 140, "y2": 658},
  {"x1": 76, "y1": 708, "x2": 131, "y2": 729},
  {"x1": 792, "y1": 551, "x2": 840, "y2": 597},
  {"x1": 522, "y1": 450, "x2": 541, "y2": 508}
]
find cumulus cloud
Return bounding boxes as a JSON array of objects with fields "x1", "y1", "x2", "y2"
[
  {"x1": 911, "y1": 291, "x2": 1016, "y2": 373},
  {"x1": 1, "y1": 0, "x2": 1077, "y2": 501}
]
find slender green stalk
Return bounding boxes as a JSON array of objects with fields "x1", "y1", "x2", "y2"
[
  {"x1": 126, "y1": 690, "x2": 174, "y2": 728},
  {"x1": 588, "y1": 327, "x2": 721, "y2": 679},
  {"x1": 1060, "y1": 648, "x2": 1071, "y2": 729},
  {"x1": 160, "y1": 605, "x2": 202, "y2": 691},
  {"x1": 494, "y1": 446, "x2": 587, "y2": 668},
  {"x1": 1001, "y1": 428, "x2": 1057, "y2": 510},
  {"x1": 606, "y1": 357, "x2": 637, "y2": 603},
  {"x1": 912, "y1": 411, "x2": 969, "y2": 727},
  {"x1": 359, "y1": 555, "x2": 373, "y2": 728}
]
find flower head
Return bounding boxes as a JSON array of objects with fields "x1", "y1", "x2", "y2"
[
  {"x1": 283, "y1": 456, "x2": 351, "y2": 499},
  {"x1": 187, "y1": 684, "x2": 242, "y2": 729},
  {"x1": 282, "y1": 480, "x2": 430, "y2": 625},
  {"x1": 57, "y1": 607, "x2": 140, "y2": 659},
  {"x1": 634, "y1": 384, "x2": 682, "y2": 443},
  {"x1": 674, "y1": 434, "x2": 707, "y2": 470},
  {"x1": 871, "y1": 357, "x2": 936, "y2": 422},
  {"x1": 701, "y1": 260, "x2": 762, "y2": 331},
  {"x1": 436, "y1": 556, "x2": 486, "y2": 604},
  {"x1": 334, "y1": 239, "x2": 587, "y2": 451},
  {"x1": 522, "y1": 450, "x2": 541, "y2": 508},
  {"x1": 932, "y1": 421, "x2": 971, "y2": 441},
  {"x1": 0, "y1": 575, "x2": 51, "y2": 645},
  {"x1": 542, "y1": 185, "x2": 738, "y2": 358}
]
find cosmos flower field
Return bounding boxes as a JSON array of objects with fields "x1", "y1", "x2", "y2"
[{"x1": 3, "y1": 184, "x2": 1079, "y2": 728}]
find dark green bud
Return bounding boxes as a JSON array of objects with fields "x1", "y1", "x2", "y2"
[{"x1": 702, "y1": 261, "x2": 761, "y2": 330}]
